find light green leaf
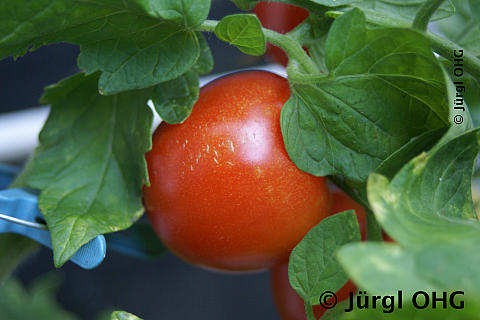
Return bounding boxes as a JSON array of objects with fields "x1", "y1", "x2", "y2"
[
  {"x1": 0, "y1": 274, "x2": 79, "y2": 320},
  {"x1": 432, "y1": 0, "x2": 480, "y2": 57},
  {"x1": 351, "y1": 0, "x2": 455, "y2": 24},
  {"x1": 367, "y1": 129, "x2": 480, "y2": 248},
  {"x1": 215, "y1": 14, "x2": 266, "y2": 56},
  {"x1": 281, "y1": 8, "x2": 449, "y2": 182},
  {"x1": 289, "y1": 211, "x2": 360, "y2": 305},
  {"x1": 144, "y1": 0, "x2": 211, "y2": 28},
  {"x1": 111, "y1": 311, "x2": 143, "y2": 320},
  {"x1": 301, "y1": 0, "x2": 356, "y2": 6},
  {"x1": 0, "y1": 0, "x2": 202, "y2": 94},
  {"x1": 151, "y1": 70, "x2": 199, "y2": 124},
  {"x1": 26, "y1": 73, "x2": 153, "y2": 267},
  {"x1": 338, "y1": 243, "x2": 438, "y2": 296}
]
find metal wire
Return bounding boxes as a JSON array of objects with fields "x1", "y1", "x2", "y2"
[{"x1": 0, "y1": 212, "x2": 48, "y2": 230}]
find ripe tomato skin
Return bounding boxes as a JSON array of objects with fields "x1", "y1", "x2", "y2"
[
  {"x1": 143, "y1": 71, "x2": 331, "y2": 272},
  {"x1": 253, "y1": 2, "x2": 309, "y2": 66},
  {"x1": 270, "y1": 262, "x2": 356, "y2": 320}
]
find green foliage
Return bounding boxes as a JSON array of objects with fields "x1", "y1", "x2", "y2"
[
  {"x1": 2, "y1": 3, "x2": 480, "y2": 319},
  {"x1": 26, "y1": 73, "x2": 153, "y2": 267},
  {"x1": 281, "y1": 9, "x2": 449, "y2": 182},
  {"x1": 0, "y1": 274, "x2": 78, "y2": 320},
  {"x1": 288, "y1": 211, "x2": 360, "y2": 306},
  {"x1": 215, "y1": 14, "x2": 266, "y2": 56},
  {"x1": 142, "y1": 0, "x2": 211, "y2": 28},
  {"x1": 337, "y1": 127, "x2": 480, "y2": 316},
  {"x1": 151, "y1": 70, "x2": 199, "y2": 124},
  {"x1": 0, "y1": 0, "x2": 209, "y2": 94},
  {"x1": 0, "y1": 234, "x2": 37, "y2": 286},
  {"x1": 111, "y1": 311, "x2": 143, "y2": 320}
]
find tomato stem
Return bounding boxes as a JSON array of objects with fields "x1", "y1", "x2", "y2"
[
  {"x1": 197, "y1": 20, "x2": 320, "y2": 76},
  {"x1": 412, "y1": 0, "x2": 446, "y2": 31},
  {"x1": 304, "y1": 302, "x2": 316, "y2": 320}
]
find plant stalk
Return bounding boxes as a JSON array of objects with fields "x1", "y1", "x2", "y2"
[
  {"x1": 197, "y1": 20, "x2": 319, "y2": 75},
  {"x1": 412, "y1": 0, "x2": 446, "y2": 31}
]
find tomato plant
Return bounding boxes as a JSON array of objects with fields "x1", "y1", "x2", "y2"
[
  {"x1": 1, "y1": 0, "x2": 480, "y2": 319},
  {"x1": 144, "y1": 71, "x2": 330, "y2": 271},
  {"x1": 271, "y1": 262, "x2": 356, "y2": 320},
  {"x1": 253, "y1": 2, "x2": 309, "y2": 65}
]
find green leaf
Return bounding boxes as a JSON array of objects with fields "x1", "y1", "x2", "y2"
[
  {"x1": 230, "y1": 0, "x2": 259, "y2": 11},
  {"x1": 281, "y1": 8, "x2": 449, "y2": 182},
  {"x1": 194, "y1": 33, "x2": 214, "y2": 76},
  {"x1": 301, "y1": 0, "x2": 358, "y2": 8},
  {"x1": 0, "y1": 234, "x2": 37, "y2": 286},
  {"x1": 26, "y1": 73, "x2": 153, "y2": 267},
  {"x1": 338, "y1": 242, "x2": 480, "y2": 318},
  {"x1": 414, "y1": 242, "x2": 480, "y2": 295},
  {"x1": 0, "y1": 0, "x2": 202, "y2": 94},
  {"x1": 432, "y1": 0, "x2": 480, "y2": 57},
  {"x1": 350, "y1": 0, "x2": 455, "y2": 24},
  {"x1": 0, "y1": 274, "x2": 79, "y2": 320},
  {"x1": 375, "y1": 128, "x2": 446, "y2": 180},
  {"x1": 215, "y1": 14, "x2": 266, "y2": 56},
  {"x1": 289, "y1": 211, "x2": 360, "y2": 305},
  {"x1": 111, "y1": 311, "x2": 143, "y2": 320},
  {"x1": 78, "y1": 25, "x2": 200, "y2": 94},
  {"x1": 143, "y1": 0, "x2": 210, "y2": 28},
  {"x1": 367, "y1": 128, "x2": 480, "y2": 248},
  {"x1": 338, "y1": 298, "x2": 480, "y2": 319},
  {"x1": 338, "y1": 243, "x2": 438, "y2": 296},
  {"x1": 151, "y1": 70, "x2": 199, "y2": 124}
]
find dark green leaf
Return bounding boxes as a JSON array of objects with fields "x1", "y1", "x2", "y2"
[
  {"x1": 470, "y1": 0, "x2": 480, "y2": 22},
  {"x1": 289, "y1": 211, "x2": 360, "y2": 305},
  {"x1": 78, "y1": 25, "x2": 199, "y2": 94},
  {"x1": 0, "y1": 1, "x2": 201, "y2": 94},
  {"x1": 151, "y1": 70, "x2": 199, "y2": 124},
  {"x1": 194, "y1": 33, "x2": 214, "y2": 75},
  {"x1": 215, "y1": 14, "x2": 266, "y2": 56},
  {"x1": 281, "y1": 9, "x2": 449, "y2": 182},
  {"x1": 0, "y1": 274, "x2": 78, "y2": 320},
  {"x1": 26, "y1": 73, "x2": 153, "y2": 267},
  {"x1": 375, "y1": 128, "x2": 446, "y2": 180},
  {"x1": 111, "y1": 311, "x2": 142, "y2": 320},
  {"x1": 231, "y1": 0, "x2": 259, "y2": 11},
  {"x1": 144, "y1": 0, "x2": 211, "y2": 28}
]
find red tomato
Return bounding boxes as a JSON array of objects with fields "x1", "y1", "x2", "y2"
[
  {"x1": 253, "y1": 2, "x2": 309, "y2": 66},
  {"x1": 143, "y1": 71, "x2": 331, "y2": 272},
  {"x1": 271, "y1": 262, "x2": 356, "y2": 320}
]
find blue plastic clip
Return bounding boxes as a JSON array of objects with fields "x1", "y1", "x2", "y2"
[{"x1": 0, "y1": 164, "x2": 106, "y2": 269}]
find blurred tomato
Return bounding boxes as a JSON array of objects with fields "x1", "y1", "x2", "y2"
[
  {"x1": 270, "y1": 262, "x2": 356, "y2": 320},
  {"x1": 253, "y1": 2, "x2": 309, "y2": 65}
]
